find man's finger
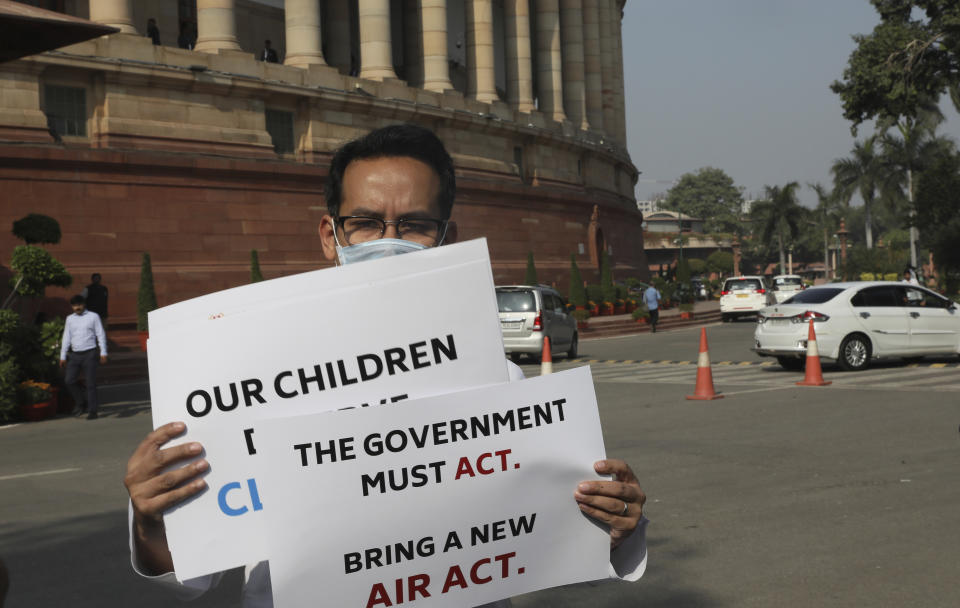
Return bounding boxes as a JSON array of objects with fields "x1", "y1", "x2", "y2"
[
  {"x1": 576, "y1": 479, "x2": 643, "y2": 503},
  {"x1": 594, "y1": 458, "x2": 639, "y2": 484},
  {"x1": 142, "y1": 477, "x2": 209, "y2": 516},
  {"x1": 139, "y1": 459, "x2": 209, "y2": 500},
  {"x1": 134, "y1": 422, "x2": 187, "y2": 457}
]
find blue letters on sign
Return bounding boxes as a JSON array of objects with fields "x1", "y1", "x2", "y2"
[{"x1": 218, "y1": 478, "x2": 264, "y2": 516}]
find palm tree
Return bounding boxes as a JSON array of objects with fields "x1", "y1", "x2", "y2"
[
  {"x1": 807, "y1": 182, "x2": 840, "y2": 280},
  {"x1": 750, "y1": 182, "x2": 805, "y2": 275},
  {"x1": 879, "y1": 104, "x2": 949, "y2": 268},
  {"x1": 832, "y1": 136, "x2": 885, "y2": 249}
]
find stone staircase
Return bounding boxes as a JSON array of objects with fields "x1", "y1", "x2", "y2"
[{"x1": 101, "y1": 326, "x2": 148, "y2": 385}]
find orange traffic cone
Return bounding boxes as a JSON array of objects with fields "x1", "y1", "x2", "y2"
[
  {"x1": 686, "y1": 327, "x2": 723, "y2": 400},
  {"x1": 540, "y1": 335, "x2": 553, "y2": 375},
  {"x1": 796, "y1": 319, "x2": 831, "y2": 386}
]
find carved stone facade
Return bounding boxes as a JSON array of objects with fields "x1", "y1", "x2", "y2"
[{"x1": 0, "y1": 0, "x2": 646, "y2": 323}]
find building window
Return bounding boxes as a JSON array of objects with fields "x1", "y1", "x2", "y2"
[
  {"x1": 265, "y1": 109, "x2": 295, "y2": 155},
  {"x1": 43, "y1": 85, "x2": 86, "y2": 137}
]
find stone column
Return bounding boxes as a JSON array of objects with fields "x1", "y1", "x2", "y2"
[
  {"x1": 326, "y1": 0, "x2": 352, "y2": 74},
  {"x1": 466, "y1": 0, "x2": 498, "y2": 102},
  {"x1": 284, "y1": 0, "x2": 326, "y2": 67},
  {"x1": 534, "y1": 0, "x2": 566, "y2": 122},
  {"x1": 359, "y1": 0, "x2": 398, "y2": 80},
  {"x1": 612, "y1": 0, "x2": 627, "y2": 143},
  {"x1": 504, "y1": 0, "x2": 535, "y2": 112},
  {"x1": 421, "y1": 0, "x2": 453, "y2": 92},
  {"x1": 597, "y1": 0, "x2": 615, "y2": 138},
  {"x1": 582, "y1": 0, "x2": 603, "y2": 130},
  {"x1": 88, "y1": 0, "x2": 137, "y2": 34},
  {"x1": 195, "y1": 0, "x2": 242, "y2": 53},
  {"x1": 560, "y1": 0, "x2": 588, "y2": 130}
]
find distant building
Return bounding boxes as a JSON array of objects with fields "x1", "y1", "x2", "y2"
[
  {"x1": 636, "y1": 199, "x2": 664, "y2": 215},
  {"x1": 642, "y1": 210, "x2": 730, "y2": 273}
]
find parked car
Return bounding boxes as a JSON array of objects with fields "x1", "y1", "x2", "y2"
[
  {"x1": 720, "y1": 276, "x2": 773, "y2": 322},
  {"x1": 771, "y1": 274, "x2": 805, "y2": 304},
  {"x1": 496, "y1": 285, "x2": 578, "y2": 362},
  {"x1": 753, "y1": 281, "x2": 960, "y2": 371}
]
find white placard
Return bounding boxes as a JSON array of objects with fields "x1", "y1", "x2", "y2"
[
  {"x1": 146, "y1": 240, "x2": 510, "y2": 580},
  {"x1": 257, "y1": 367, "x2": 609, "y2": 608}
]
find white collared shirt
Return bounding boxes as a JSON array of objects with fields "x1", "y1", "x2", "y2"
[{"x1": 60, "y1": 310, "x2": 107, "y2": 359}]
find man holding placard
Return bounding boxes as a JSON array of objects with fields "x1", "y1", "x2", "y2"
[{"x1": 124, "y1": 125, "x2": 647, "y2": 606}]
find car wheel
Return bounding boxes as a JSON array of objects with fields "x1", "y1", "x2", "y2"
[
  {"x1": 776, "y1": 356, "x2": 804, "y2": 371},
  {"x1": 567, "y1": 333, "x2": 579, "y2": 360},
  {"x1": 838, "y1": 334, "x2": 871, "y2": 371}
]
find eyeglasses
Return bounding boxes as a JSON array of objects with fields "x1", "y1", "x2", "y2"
[{"x1": 335, "y1": 216, "x2": 448, "y2": 246}]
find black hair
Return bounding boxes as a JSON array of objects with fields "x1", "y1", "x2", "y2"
[
  {"x1": 324, "y1": 124, "x2": 455, "y2": 219},
  {"x1": 70, "y1": 295, "x2": 85, "y2": 305},
  {"x1": 91, "y1": 273, "x2": 101, "y2": 281}
]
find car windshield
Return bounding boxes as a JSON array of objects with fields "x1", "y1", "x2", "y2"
[
  {"x1": 496, "y1": 290, "x2": 536, "y2": 312},
  {"x1": 782, "y1": 287, "x2": 844, "y2": 304},
  {"x1": 724, "y1": 279, "x2": 762, "y2": 291},
  {"x1": 774, "y1": 277, "x2": 803, "y2": 288}
]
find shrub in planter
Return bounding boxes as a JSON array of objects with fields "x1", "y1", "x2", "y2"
[
  {"x1": 568, "y1": 254, "x2": 587, "y2": 308},
  {"x1": 613, "y1": 298, "x2": 626, "y2": 314},
  {"x1": 601, "y1": 301, "x2": 614, "y2": 315},
  {"x1": 679, "y1": 302, "x2": 694, "y2": 319},
  {"x1": 587, "y1": 300, "x2": 598, "y2": 316},
  {"x1": 585, "y1": 284, "x2": 604, "y2": 304},
  {"x1": 250, "y1": 249, "x2": 264, "y2": 283},
  {"x1": 625, "y1": 299, "x2": 636, "y2": 313},
  {"x1": 632, "y1": 307, "x2": 650, "y2": 323},
  {"x1": 137, "y1": 253, "x2": 158, "y2": 351},
  {"x1": 571, "y1": 309, "x2": 590, "y2": 329}
]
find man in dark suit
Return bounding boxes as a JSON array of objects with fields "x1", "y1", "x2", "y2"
[{"x1": 261, "y1": 40, "x2": 279, "y2": 63}]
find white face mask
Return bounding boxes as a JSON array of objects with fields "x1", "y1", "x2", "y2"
[{"x1": 334, "y1": 234, "x2": 430, "y2": 265}]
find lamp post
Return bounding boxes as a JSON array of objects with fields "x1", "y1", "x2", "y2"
[{"x1": 836, "y1": 219, "x2": 850, "y2": 280}]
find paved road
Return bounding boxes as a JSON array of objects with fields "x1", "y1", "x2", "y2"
[{"x1": 2, "y1": 321, "x2": 958, "y2": 607}]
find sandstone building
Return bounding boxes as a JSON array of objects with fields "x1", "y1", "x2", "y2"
[{"x1": 1, "y1": 0, "x2": 646, "y2": 323}]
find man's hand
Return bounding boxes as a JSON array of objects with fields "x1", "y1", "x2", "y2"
[
  {"x1": 100, "y1": 355, "x2": 108, "y2": 364},
  {"x1": 59, "y1": 359, "x2": 65, "y2": 369},
  {"x1": 574, "y1": 459, "x2": 646, "y2": 550},
  {"x1": 124, "y1": 422, "x2": 208, "y2": 574}
]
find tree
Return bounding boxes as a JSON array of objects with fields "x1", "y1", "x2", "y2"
[
  {"x1": 12, "y1": 213, "x2": 61, "y2": 245},
  {"x1": 831, "y1": 0, "x2": 960, "y2": 133},
  {"x1": 832, "y1": 136, "x2": 886, "y2": 249},
  {"x1": 750, "y1": 182, "x2": 805, "y2": 275},
  {"x1": 915, "y1": 151, "x2": 960, "y2": 294},
  {"x1": 808, "y1": 182, "x2": 841, "y2": 279},
  {"x1": 2, "y1": 215, "x2": 71, "y2": 310},
  {"x1": 878, "y1": 105, "x2": 954, "y2": 267},
  {"x1": 524, "y1": 251, "x2": 538, "y2": 285},
  {"x1": 663, "y1": 167, "x2": 745, "y2": 235},
  {"x1": 706, "y1": 251, "x2": 734, "y2": 277},
  {"x1": 600, "y1": 251, "x2": 615, "y2": 303},
  {"x1": 568, "y1": 254, "x2": 587, "y2": 307},
  {"x1": 137, "y1": 253, "x2": 158, "y2": 333},
  {"x1": 250, "y1": 249, "x2": 264, "y2": 283}
]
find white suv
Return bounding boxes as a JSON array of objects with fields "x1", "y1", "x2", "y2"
[
  {"x1": 720, "y1": 276, "x2": 773, "y2": 322},
  {"x1": 771, "y1": 274, "x2": 805, "y2": 304}
]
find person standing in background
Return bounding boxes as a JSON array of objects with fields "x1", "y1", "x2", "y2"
[
  {"x1": 60, "y1": 295, "x2": 108, "y2": 420},
  {"x1": 82, "y1": 273, "x2": 108, "y2": 331},
  {"x1": 260, "y1": 40, "x2": 279, "y2": 63},
  {"x1": 643, "y1": 283, "x2": 662, "y2": 333},
  {"x1": 146, "y1": 18, "x2": 161, "y2": 45}
]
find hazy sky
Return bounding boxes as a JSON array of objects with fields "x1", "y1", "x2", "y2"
[{"x1": 622, "y1": 0, "x2": 960, "y2": 208}]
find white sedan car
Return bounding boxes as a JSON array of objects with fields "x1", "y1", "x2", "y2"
[{"x1": 753, "y1": 281, "x2": 960, "y2": 371}]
